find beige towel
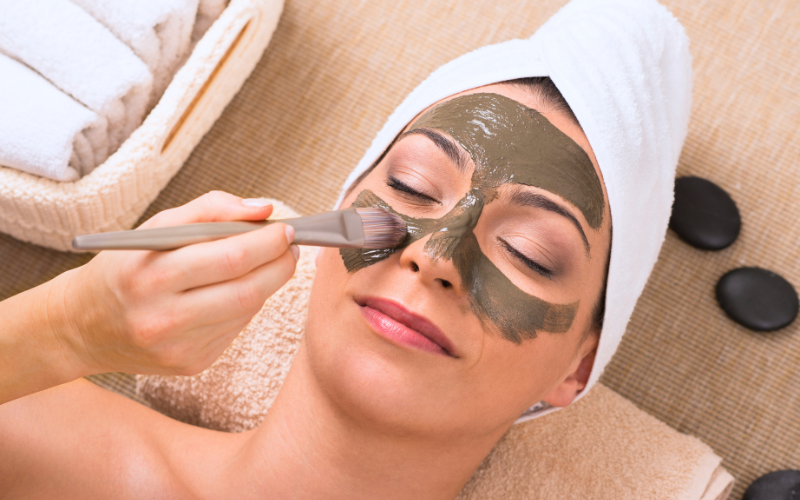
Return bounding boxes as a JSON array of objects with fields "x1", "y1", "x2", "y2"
[
  {"x1": 456, "y1": 386, "x2": 734, "y2": 500},
  {"x1": 137, "y1": 202, "x2": 733, "y2": 500}
]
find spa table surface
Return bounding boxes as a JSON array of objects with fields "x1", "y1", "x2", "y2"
[{"x1": 2, "y1": 0, "x2": 799, "y2": 498}]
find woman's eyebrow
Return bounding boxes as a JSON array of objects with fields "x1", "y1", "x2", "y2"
[
  {"x1": 508, "y1": 188, "x2": 591, "y2": 256},
  {"x1": 400, "y1": 128, "x2": 471, "y2": 174}
]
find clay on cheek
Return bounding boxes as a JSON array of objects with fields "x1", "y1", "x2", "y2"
[
  {"x1": 340, "y1": 190, "x2": 436, "y2": 272},
  {"x1": 341, "y1": 93, "x2": 599, "y2": 342},
  {"x1": 340, "y1": 189, "x2": 578, "y2": 343},
  {"x1": 452, "y1": 233, "x2": 577, "y2": 343}
]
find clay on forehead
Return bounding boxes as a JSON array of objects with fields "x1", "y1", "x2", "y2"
[{"x1": 410, "y1": 93, "x2": 604, "y2": 229}]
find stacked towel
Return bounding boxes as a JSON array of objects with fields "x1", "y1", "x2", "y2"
[
  {"x1": 0, "y1": 0, "x2": 152, "y2": 156},
  {"x1": 137, "y1": 200, "x2": 732, "y2": 500},
  {"x1": 0, "y1": 0, "x2": 230, "y2": 181},
  {"x1": 0, "y1": 54, "x2": 108, "y2": 181},
  {"x1": 69, "y1": 0, "x2": 200, "y2": 109}
]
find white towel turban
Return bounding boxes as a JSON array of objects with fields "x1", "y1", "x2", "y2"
[{"x1": 337, "y1": 0, "x2": 693, "y2": 422}]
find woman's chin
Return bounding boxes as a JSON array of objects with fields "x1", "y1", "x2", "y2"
[{"x1": 305, "y1": 324, "x2": 449, "y2": 433}]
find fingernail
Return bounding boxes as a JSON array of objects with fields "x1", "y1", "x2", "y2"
[
  {"x1": 291, "y1": 245, "x2": 300, "y2": 261},
  {"x1": 284, "y1": 224, "x2": 295, "y2": 243},
  {"x1": 242, "y1": 198, "x2": 271, "y2": 208}
]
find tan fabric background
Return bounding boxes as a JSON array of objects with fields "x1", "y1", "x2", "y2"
[{"x1": 4, "y1": 1, "x2": 800, "y2": 498}]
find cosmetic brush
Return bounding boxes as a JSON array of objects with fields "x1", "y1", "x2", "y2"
[{"x1": 72, "y1": 207, "x2": 407, "y2": 251}]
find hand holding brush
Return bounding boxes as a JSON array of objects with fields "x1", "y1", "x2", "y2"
[
  {"x1": 1, "y1": 192, "x2": 407, "y2": 404},
  {"x1": 73, "y1": 206, "x2": 407, "y2": 251}
]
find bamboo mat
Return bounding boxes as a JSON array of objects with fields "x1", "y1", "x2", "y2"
[{"x1": 3, "y1": 1, "x2": 800, "y2": 498}]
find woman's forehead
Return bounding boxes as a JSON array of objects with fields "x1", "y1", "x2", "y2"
[
  {"x1": 405, "y1": 84, "x2": 605, "y2": 188},
  {"x1": 407, "y1": 92, "x2": 606, "y2": 230}
]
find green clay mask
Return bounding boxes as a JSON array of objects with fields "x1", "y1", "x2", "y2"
[{"x1": 341, "y1": 93, "x2": 605, "y2": 343}]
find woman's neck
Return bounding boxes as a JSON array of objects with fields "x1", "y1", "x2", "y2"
[{"x1": 228, "y1": 342, "x2": 505, "y2": 500}]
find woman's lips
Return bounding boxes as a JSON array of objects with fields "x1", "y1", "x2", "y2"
[{"x1": 358, "y1": 297, "x2": 456, "y2": 357}]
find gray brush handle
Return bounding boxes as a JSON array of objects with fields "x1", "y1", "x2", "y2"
[
  {"x1": 72, "y1": 209, "x2": 366, "y2": 251},
  {"x1": 72, "y1": 222, "x2": 267, "y2": 251}
]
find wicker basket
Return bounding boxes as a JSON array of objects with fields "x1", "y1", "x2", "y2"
[{"x1": 0, "y1": 0, "x2": 284, "y2": 252}]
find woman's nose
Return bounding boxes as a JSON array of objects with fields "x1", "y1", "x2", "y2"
[{"x1": 397, "y1": 234, "x2": 464, "y2": 294}]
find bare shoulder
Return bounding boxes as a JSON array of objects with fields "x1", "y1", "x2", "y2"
[{"x1": 0, "y1": 379, "x2": 210, "y2": 499}]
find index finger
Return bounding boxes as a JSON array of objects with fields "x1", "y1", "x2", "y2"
[
  {"x1": 139, "y1": 191, "x2": 274, "y2": 229},
  {"x1": 153, "y1": 222, "x2": 297, "y2": 291}
]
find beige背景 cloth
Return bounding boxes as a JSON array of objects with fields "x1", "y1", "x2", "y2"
[
  {"x1": 69, "y1": 0, "x2": 199, "y2": 109},
  {"x1": 335, "y1": 0, "x2": 693, "y2": 422},
  {"x1": 0, "y1": 0, "x2": 152, "y2": 156},
  {"x1": 0, "y1": 53, "x2": 108, "y2": 181}
]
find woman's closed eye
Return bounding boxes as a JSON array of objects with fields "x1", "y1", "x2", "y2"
[
  {"x1": 387, "y1": 176, "x2": 439, "y2": 205},
  {"x1": 499, "y1": 237, "x2": 554, "y2": 280}
]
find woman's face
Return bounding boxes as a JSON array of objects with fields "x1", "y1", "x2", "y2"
[{"x1": 305, "y1": 83, "x2": 611, "y2": 439}]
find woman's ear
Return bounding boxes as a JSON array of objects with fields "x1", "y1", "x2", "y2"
[{"x1": 540, "y1": 338, "x2": 597, "y2": 408}]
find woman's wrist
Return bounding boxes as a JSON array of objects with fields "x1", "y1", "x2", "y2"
[
  {"x1": 44, "y1": 267, "x2": 103, "y2": 378},
  {"x1": 0, "y1": 268, "x2": 96, "y2": 404}
]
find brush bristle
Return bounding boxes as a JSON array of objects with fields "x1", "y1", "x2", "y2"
[{"x1": 355, "y1": 208, "x2": 407, "y2": 249}]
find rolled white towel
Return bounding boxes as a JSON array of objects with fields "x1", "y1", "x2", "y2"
[
  {"x1": 0, "y1": 0, "x2": 152, "y2": 154},
  {"x1": 192, "y1": 0, "x2": 229, "y2": 44},
  {"x1": 69, "y1": 0, "x2": 199, "y2": 109},
  {"x1": 0, "y1": 54, "x2": 108, "y2": 181}
]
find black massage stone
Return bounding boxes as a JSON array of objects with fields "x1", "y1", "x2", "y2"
[
  {"x1": 743, "y1": 470, "x2": 800, "y2": 500},
  {"x1": 669, "y1": 176, "x2": 741, "y2": 250},
  {"x1": 716, "y1": 267, "x2": 799, "y2": 331}
]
